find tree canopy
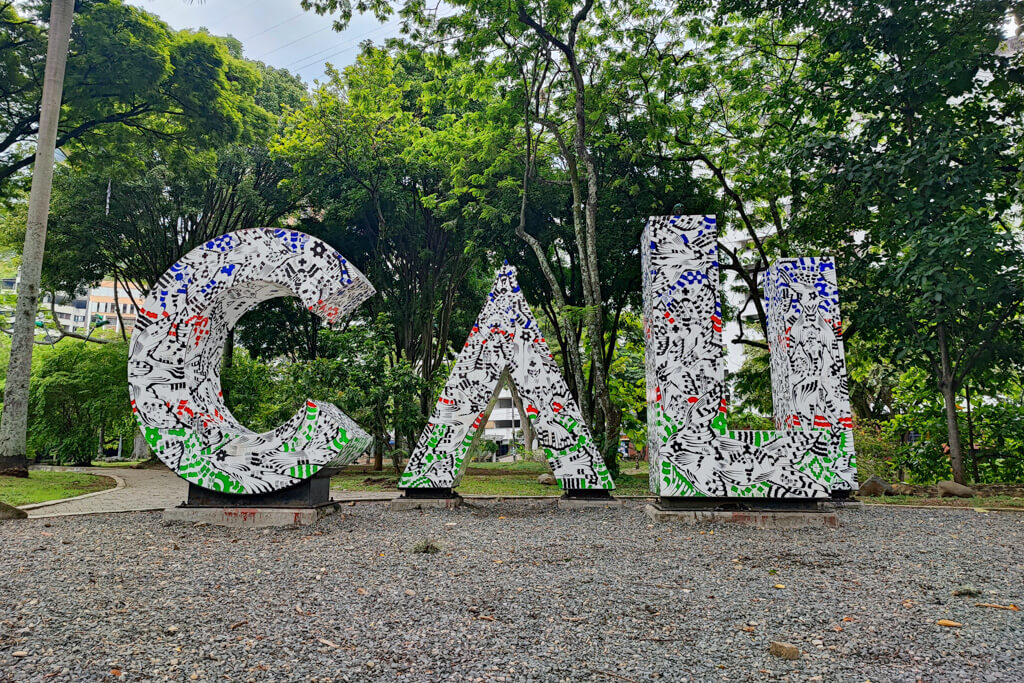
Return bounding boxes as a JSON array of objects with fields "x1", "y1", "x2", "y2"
[{"x1": 0, "y1": 0, "x2": 1022, "y2": 485}]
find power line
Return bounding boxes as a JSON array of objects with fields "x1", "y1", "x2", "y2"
[
  {"x1": 259, "y1": 25, "x2": 335, "y2": 59},
  {"x1": 290, "y1": 42, "x2": 366, "y2": 74},
  {"x1": 284, "y1": 42, "x2": 350, "y2": 70},
  {"x1": 241, "y1": 12, "x2": 305, "y2": 42},
  {"x1": 286, "y1": 20, "x2": 400, "y2": 71}
]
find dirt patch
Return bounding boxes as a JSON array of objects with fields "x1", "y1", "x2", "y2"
[
  {"x1": 361, "y1": 477, "x2": 398, "y2": 489},
  {"x1": 892, "y1": 483, "x2": 1024, "y2": 498}
]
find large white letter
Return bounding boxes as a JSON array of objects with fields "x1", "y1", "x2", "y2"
[
  {"x1": 642, "y1": 215, "x2": 854, "y2": 498},
  {"x1": 129, "y1": 229, "x2": 375, "y2": 495},
  {"x1": 401, "y1": 265, "x2": 614, "y2": 492}
]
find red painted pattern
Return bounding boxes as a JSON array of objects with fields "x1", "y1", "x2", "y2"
[
  {"x1": 176, "y1": 399, "x2": 194, "y2": 418},
  {"x1": 711, "y1": 314, "x2": 722, "y2": 333},
  {"x1": 184, "y1": 314, "x2": 211, "y2": 347}
]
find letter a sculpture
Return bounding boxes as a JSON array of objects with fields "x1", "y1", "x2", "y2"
[
  {"x1": 400, "y1": 265, "x2": 614, "y2": 493},
  {"x1": 128, "y1": 229, "x2": 375, "y2": 495},
  {"x1": 642, "y1": 215, "x2": 856, "y2": 499}
]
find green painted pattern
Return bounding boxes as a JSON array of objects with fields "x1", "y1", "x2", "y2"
[
  {"x1": 288, "y1": 463, "x2": 321, "y2": 479},
  {"x1": 177, "y1": 452, "x2": 246, "y2": 493},
  {"x1": 662, "y1": 461, "x2": 705, "y2": 497},
  {"x1": 143, "y1": 397, "x2": 367, "y2": 494},
  {"x1": 331, "y1": 427, "x2": 350, "y2": 450}
]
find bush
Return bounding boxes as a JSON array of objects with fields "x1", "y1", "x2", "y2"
[
  {"x1": 852, "y1": 421, "x2": 899, "y2": 482},
  {"x1": 967, "y1": 403, "x2": 1024, "y2": 483},
  {"x1": 28, "y1": 340, "x2": 133, "y2": 464}
]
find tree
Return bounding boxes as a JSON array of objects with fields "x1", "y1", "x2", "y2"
[
  {"x1": 621, "y1": 12, "x2": 828, "y2": 348},
  {"x1": 272, "y1": 46, "x2": 489, "y2": 418},
  {"x1": 2, "y1": 29, "x2": 296, "y2": 470},
  {"x1": 28, "y1": 340, "x2": 131, "y2": 464},
  {"x1": 0, "y1": 0, "x2": 74, "y2": 477},
  {"x1": 41, "y1": 46, "x2": 299, "y2": 297},
  {"x1": 731, "y1": 0, "x2": 1024, "y2": 484},
  {"x1": 0, "y1": 0, "x2": 267, "y2": 193}
]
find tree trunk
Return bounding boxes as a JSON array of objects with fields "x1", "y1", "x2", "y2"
[
  {"x1": 372, "y1": 436, "x2": 383, "y2": 471},
  {"x1": 507, "y1": 375, "x2": 534, "y2": 454},
  {"x1": 965, "y1": 383, "x2": 979, "y2": 483},
  {"x1": 0, "y1": 0, "x2": 75, "y2": 478},
  {"x1": 97, "y1": 425, "x2": 105, "y2": 461},
  {"x1": 939, "y1": 383, "x2": 966, "y2": 484},
  {"x1": 132, "y1": 429, "x2": 151, "y2": 460},
  {"x1": 936, "y1": 324, "x2": 966, "y2": 484}
]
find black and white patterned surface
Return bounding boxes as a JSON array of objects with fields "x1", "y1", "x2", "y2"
[
  {"x1": 763, "y1": 258, "x2": 857, "y2": 491},
  {"x1": 642, "y1": 216, "x2": 853, "y2": 498},
  {"x1": 400, "y1": 265, "x2": 614, "y2": 491},
  {"x1": 128, "y1": 229, "x2": 375, "y2": 495}
]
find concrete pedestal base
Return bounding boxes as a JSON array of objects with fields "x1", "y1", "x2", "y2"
[
  {"x1": 644, "y1": 504, "x2": 838, "y2": 529},
  {"x1": 163, "y1": 503, "x2": 340, "y2": 528},
  {"x1": 831, "y1": 500, "x2": 864, "y2": 510},
  {"x1": 557, "y1": 497, "x2": 624, "y2": 510},
  {"x1": 388, "y1": 495, "x2": 463, "y2": 511}
]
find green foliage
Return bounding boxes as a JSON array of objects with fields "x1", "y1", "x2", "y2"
[
  {"x1": 1, "y1": 0, "x2": 273, "y2": 191},
  {"x1": 271, "y1": 44, "x2": 491, "y2": 411},
  {"x1": 26, "y1": 340, "x2": 132, "y2": 464},
  {"x1": 851, "y1": 421, "x2": 899, "y2": 483},
  {"x1": 730, "y1": 346, "x2": 773, "y2": 417},
  {"x1": 963, "y1": 403, "x2": 1024, "y2": 483},
  {"x1": 4, "y1": 0, "x2": 1022, "y2": 489},
  {"x1": 43, "y1": 37, "x2": 305, "y2": 295},
  {"x1": 608, "y1": 312, "x2": 648, "y2": 451},
  {"x1": 222, "y1": 313, "x2": 427, "y2": 468}
]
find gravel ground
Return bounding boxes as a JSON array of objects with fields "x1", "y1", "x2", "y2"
[{"x1": 1, "y1": 502, "x2": 1022, "y2": 682}]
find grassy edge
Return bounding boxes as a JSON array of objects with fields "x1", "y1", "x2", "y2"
[{"x1": 0, "y1": 471, "x2": 117, "y2": 507}]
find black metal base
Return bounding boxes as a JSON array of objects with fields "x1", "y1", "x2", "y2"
[
  {"x1": 562, "y1": 489, "x2": 613, "y2": 500},
  {"x1": 399, "y1": 487, "x2": 456, "y2": 499},
  {"x1": 184, "y1": 468, "x2": 338, "y2": 508},
  {"x1": 656, "y1": 496, "x2": 824, "y2": 512},
  {"x1": 830, "y1": 489, "x2": 852, "y2": 500}
]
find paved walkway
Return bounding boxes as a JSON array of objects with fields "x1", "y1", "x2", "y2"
[
  {"x1": 21, "y1": 467, "x2": 406, "y2": 518},
  {"x1": 24, "y1": 467, "x2": 187, "y2": 518}
]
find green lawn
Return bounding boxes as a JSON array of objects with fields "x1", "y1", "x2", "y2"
[
  {"x1": 0, "y1": 471, "x2": 116, "y2": 506},
  {"x1": 330, "y1": 470, "x2": 652, "y2": 496},
  {"x1": 862, "y1": 495, "x2": 1024, "y2": 509},
  {"x1": 89, "y1": 460, "x2": 145, "y2": 468}
]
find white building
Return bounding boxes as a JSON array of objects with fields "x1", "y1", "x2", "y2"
[
  {"x1": 482, "y1": 387, "x2": 523, "y2": 457},
  {"x1": 6, "y1": 266, "x2": 145, "y2": 338}
]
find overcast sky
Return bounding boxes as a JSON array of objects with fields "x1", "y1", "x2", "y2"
[{"x1": 129, "y1": 0, "x2": 404, "y2": 86}]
